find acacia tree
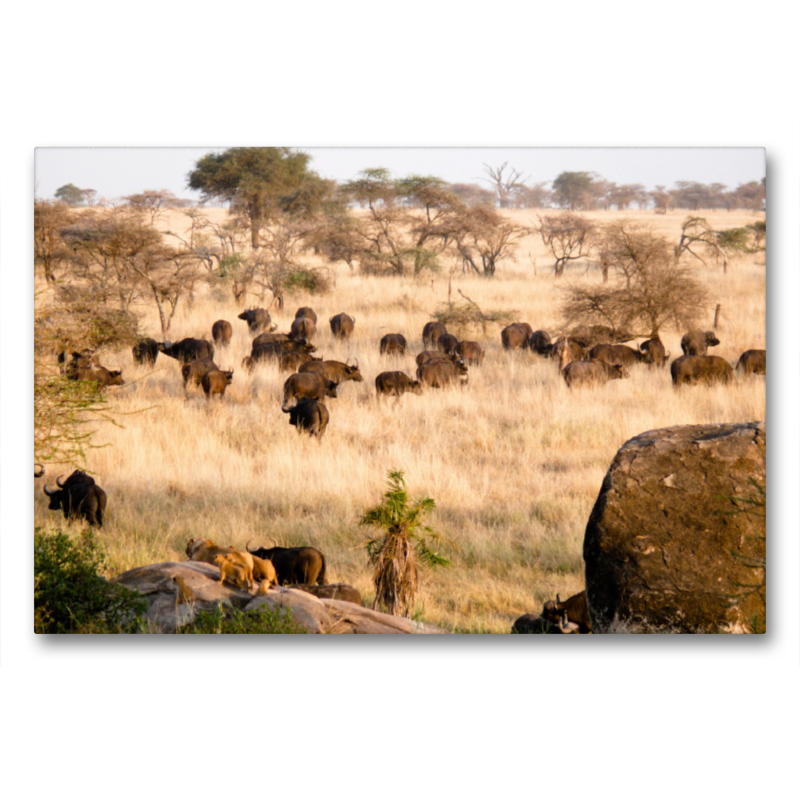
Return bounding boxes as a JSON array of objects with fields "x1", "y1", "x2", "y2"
[
  {"x1": 552, "y1": 171, "x2": 596, "y2": 210},
  {"x1": 54, "y1": 183, "x2": 86, "y2": 205},
  {"x1": 675, "y1": 216, "x2": 753, "y2": 273},
  {"x1": 34, "y1": 200, "x2": 75, "y2": 283},
  {"x1": 452, "y1": 205, "x2": 527, "y2": 276},
  {"x1": 123, "y1": 189, "x2": 178, "y2": 225},
  {"x1": 560, "y1": 220, "x2": 709, "y2": 337},
  {"x1": 536, "y1": 212, "x2": 597, "y2": 276},
  {"x1": 187, "y1": 147, "x2": 325, "y2": 248}
]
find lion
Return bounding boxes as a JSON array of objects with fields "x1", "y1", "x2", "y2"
[
  {"x1": 172, "y1": 575, "x2": 197, "y2": 604},
  {"x1": 252, "y1": 555, "x2": 278, "y2": 586},
  {"x1": 213, "y1": 554, "x2": 254, "y2": 590}
]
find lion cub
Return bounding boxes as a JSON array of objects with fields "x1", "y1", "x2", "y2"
[{"x1": 213, "y1": 554, "x2": 254, "y2": 590}]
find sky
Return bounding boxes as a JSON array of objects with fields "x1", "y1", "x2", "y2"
[{"x1": 34, "y1": 146, "x2": 765, "y2": 203}]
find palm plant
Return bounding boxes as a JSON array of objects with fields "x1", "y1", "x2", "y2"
[{"x1": 360, "y1": 469, "x2": 453, "y2": 617}]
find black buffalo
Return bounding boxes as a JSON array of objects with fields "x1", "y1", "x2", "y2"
[
  {"x1": 588, "y1": 343, "x2": 649, "y2": 368},
  {"x1": 330, "y1": 312, "x2": 355, "y2": 339},
  {"x1": 736, "y1": 349, "x2": 766, "y2": 375},
  {"x1": 422, "y1": 321, "x2": 448, "y2": 349},
  {"x1": 202, "y1": 368, "x2": 234, "y2": 399},
  {"x1": 43, "y1": 470, "x2": 107, "y2": 527},
  {"x1": 417, "y1": 359, "x2": 469, "y2": 388},
  {"x1": 671, "y1": 355, "x2": 734, "y2": 387},
  {"x1": 456, "y1": 341, "x2": 484, "y2": 366},
  {"x1": 238, "y1": 307, "x2": 276, "y2": 335},
  {"x1": 282, "y1": 372, "x2": 338, "y2": 411},
  {"x1": 159, "y1": 338, "x2": 215, "y2": 364},
  {"x1": 132, "y1": 338, "x2": 159, "y2": 366},
  {"x1": 295, "y1": 307, "x2": 318, "y2": 324},
  {"x1": 681, "y1": 329, "x2": 720, "y2": 356},
  {"x1": 280, "y1": 351, "x2": 321, "y2": 373},
  {"x1": 562, "y1": 359, "x2": 630, "y2": 388},
  {"x1": 75, "y1": 366, "x2": 125, "y2": 389},
  {"x1": 299, "y1": 359, "x2": 363, "y2": 386},
  {"x1": 375, "y1": 371, "x2": 423, "y2": 401},
  {"x1": 246, "y1": 540, "x2": 327, "y2": 585},
  {"x1": 501, "y1": 323, "x2": 534, "y2": 350},
  {"x1": 639, "y1": 337, "x2": 670, "y2": 369},
  {"x1": 290, "y1": 315, "x2": 317, "y2": 342},
  {"x1": 211, "y1": 320, "x2": 232, "y2": 348},
  {"x1": 380, "y1": 333, "x2": 407, "y2": 356},
  {"x1": 283, "y1": 397, "x2": 330, "y2": 439},
  {"x1": 437, "y1": 333, "x2": 460, "y2": 357},
  {"x1": 181, "y1": 358, "x2": 218, "y2": 390},
  {"x1": 541, "y1": 591, "x2": 592, "y2": 633},
  {"x1": 527, "y1": 330, "x2": 553, "y2": 356}
]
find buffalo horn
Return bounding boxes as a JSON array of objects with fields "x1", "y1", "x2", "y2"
[
  {"x1": 56, "y1": 474, "x2": 66, "y2": 488},
  {"x1": 43, "y1": 483, "x2": 56, "y2": 496},
  {"x1": 34, "y1": 464, "x2": 44, "y2": 478}
]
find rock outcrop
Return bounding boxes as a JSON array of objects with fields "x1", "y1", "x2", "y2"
[
  {"x1": 583, "y1": 422, "x2": 765, "y2": 633},
  {"x1": 114, "y1": 561, "x2": 449, "y2": 634}
]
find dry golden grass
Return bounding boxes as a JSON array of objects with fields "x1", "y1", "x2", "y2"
[{"x1": 34, "y1": 208, "x2": 766, "y2": 632}]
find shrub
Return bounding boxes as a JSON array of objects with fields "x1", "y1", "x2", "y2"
[
  {"x1": 179, "y1": 604, "x2": 306, "y2": 634},
  {"x1": 34, "y1": 529, "x2": 147, "y2": 634}
]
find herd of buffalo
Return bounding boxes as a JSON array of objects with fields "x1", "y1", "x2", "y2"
[
  {"x1": 39, "y1": 303, "x2": 764, "y2": 628},
  {"x1": 45, "y1": 304, "x2": 765, "y2": 530}
]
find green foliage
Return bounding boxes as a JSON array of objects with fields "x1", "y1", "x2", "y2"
[
  {"x1": 34, "y1": 529, "x2": 147, "y2": 634},
  {"x1": 54, "y1": 183, "x2": 85, "y2": 205},
  {"x1": 552, "y1": 171, "x2": 595, "y2": 210},
  {"x1": 433, "y1": 299, "x2": 517, "y2": 336},
  {"x1": 360, "y1": 469, "x2": 454, "y2": 617},
  {"x1": 179, "y1": 604, "x2": 306, "y2": 634},
  {"x1": 283, "y1": 268, "x2": 332, "y2": 294}
]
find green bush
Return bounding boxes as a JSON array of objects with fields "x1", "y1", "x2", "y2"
[
  {"x1": 34, "y1": 529, "x2": 147, "y2": 634},
  {"x1": 179, "y1": 603, "x2": 307, "y2": 634}
]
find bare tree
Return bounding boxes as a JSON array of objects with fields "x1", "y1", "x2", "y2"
[
  {"x1": 453, "y1": 206, "x2": 528, "y2": 277},
  {"x1": 536, "y1": 213, "x2": 597, "y2": 276},
  {"x1": 561, "y1": 220, "x2": 709, "y2": 337},
  {"x1": 34, "y1": 200, "x2": 75, "y2": 283},
  {"x1": 123, "y1": 189, "x2": 178, "y2": 226},
  {"x1": 482, "y1": 162, "x2": 528, "y2": 208}
]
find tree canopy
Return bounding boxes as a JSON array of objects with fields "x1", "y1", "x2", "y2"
[{"x1": 187, "y1": 148, "x2": 326, "y2": 247}]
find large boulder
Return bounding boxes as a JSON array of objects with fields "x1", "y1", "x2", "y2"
[
  {"x1": 583, "y1": 422, "x2": 765, "y2": 634},
  {"x1": 114, "y1": 562, "x2": 450, "y2": 634}
]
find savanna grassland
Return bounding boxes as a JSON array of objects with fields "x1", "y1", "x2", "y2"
[{"x1": 34, "y1": 208, "x2": 766, "y2": 632}]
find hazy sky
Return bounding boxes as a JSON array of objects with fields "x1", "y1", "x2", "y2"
[{"x1": 34, "y1": 146, "x2": 765, "y2": 202}]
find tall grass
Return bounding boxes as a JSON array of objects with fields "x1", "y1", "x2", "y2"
[{"x1": 34, "y1": 209, "x2": 766, "y2": 632}]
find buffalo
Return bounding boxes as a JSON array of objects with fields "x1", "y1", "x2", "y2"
[
  {"x1": 380, "y1": 333, "x2": 407, "y2": 356},
  {"x1": 280, "y1": 351, "x2": 321, "y2": 373},
  {"x1": 211, "y1": 320, "x2": 233, "y2": 348},
  {"x1": 588, "y1": 343, "x2": 649, "y2": 368},
  {"x1": 246, "y1": 539, "x2": 327, "y2": 585},
  {"x1": 501, "y1": 323, "x2": 534, "y2": 350},
  {"x1": 511, "y1": 611, "x2": 580, "y2": 634},
  {"x1": 681, "y1": 329, "x2": 720, "y2": 356},
  {"x1": 202, "y1": 368, "x2": 234, "y2": 399},
  {"x1": 61, "y1": 351, "x2": 99, "y2": 378},
  {"x1": 422, "y1": 321, "x2": 448, "y2": 349},
  {"x1": 736, "y1": 349, "x2": 766, "y2": 375},
  {"x1": 290, "y1": 315, "x2": 317, "y2": 342},
  {"x1": 417, "y1": 359, "x2": 469, "y2": 388},
  {"x1": 375, "y1": 371, "x2": 423, "y2": 401},
  {"x1": 671, "y1": 355, "x2": 734, "y2": 387},
  {"x1": 159, "y1": 338, "x2": 215, "y2": 364},
  {"x1": 181, "y1": 358, "x2": 218, "y2": 390},
  {"x1": 238, "y1": 307, "x2": 276, "y2": 335},
  {"x1": 437, "y1": 333, "x2": 460, "y2": 357},
  {"x1": 252, "y1": 331, "x2": 291, "y2": 347},
  {"x1": 300, "y1": 359, "x2": 363, "y2": 387},
  {"x1": 283, "y1": 397, "x2": 330, "y2": 439},
  {"x1": 639, "y1": 337, "x2": 670, "y2": 369},
  {"x1": 551, "y1": 337, "x2": 586, "y2": 370},
  {"x1": 43, "y1": 470, "x2": 107, "y2": 527},
  {"x1": 295, "y1": 307, "x2": 318, "y2": 324},
  {"x1": 527, "y1": 330, "x2": 553, "y2": 356},
  {"x1": 330, "y1": 312, "x2": 355, "y2": 339},
  {"x1": 415, "y1": 350, "x2": 465, "y2": 369},
  {"x1": 541, "y1": 591, "x2": 592, "y2": 633},
  {"x1": 75, "y1": 366, "x2": 125, "y2": 389},
  {"x1": 132, "y1": 338, "x2": 159, "y2": 366},
  {"x1": 562, "y1": 359, "x2": 630, "y2": 388},
  {"x1": 282, "y1": 372, "x2": 338, "y2": 411},
  {"x1": 456, "y1": 341, "x2": 484, "y2": 366}
]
